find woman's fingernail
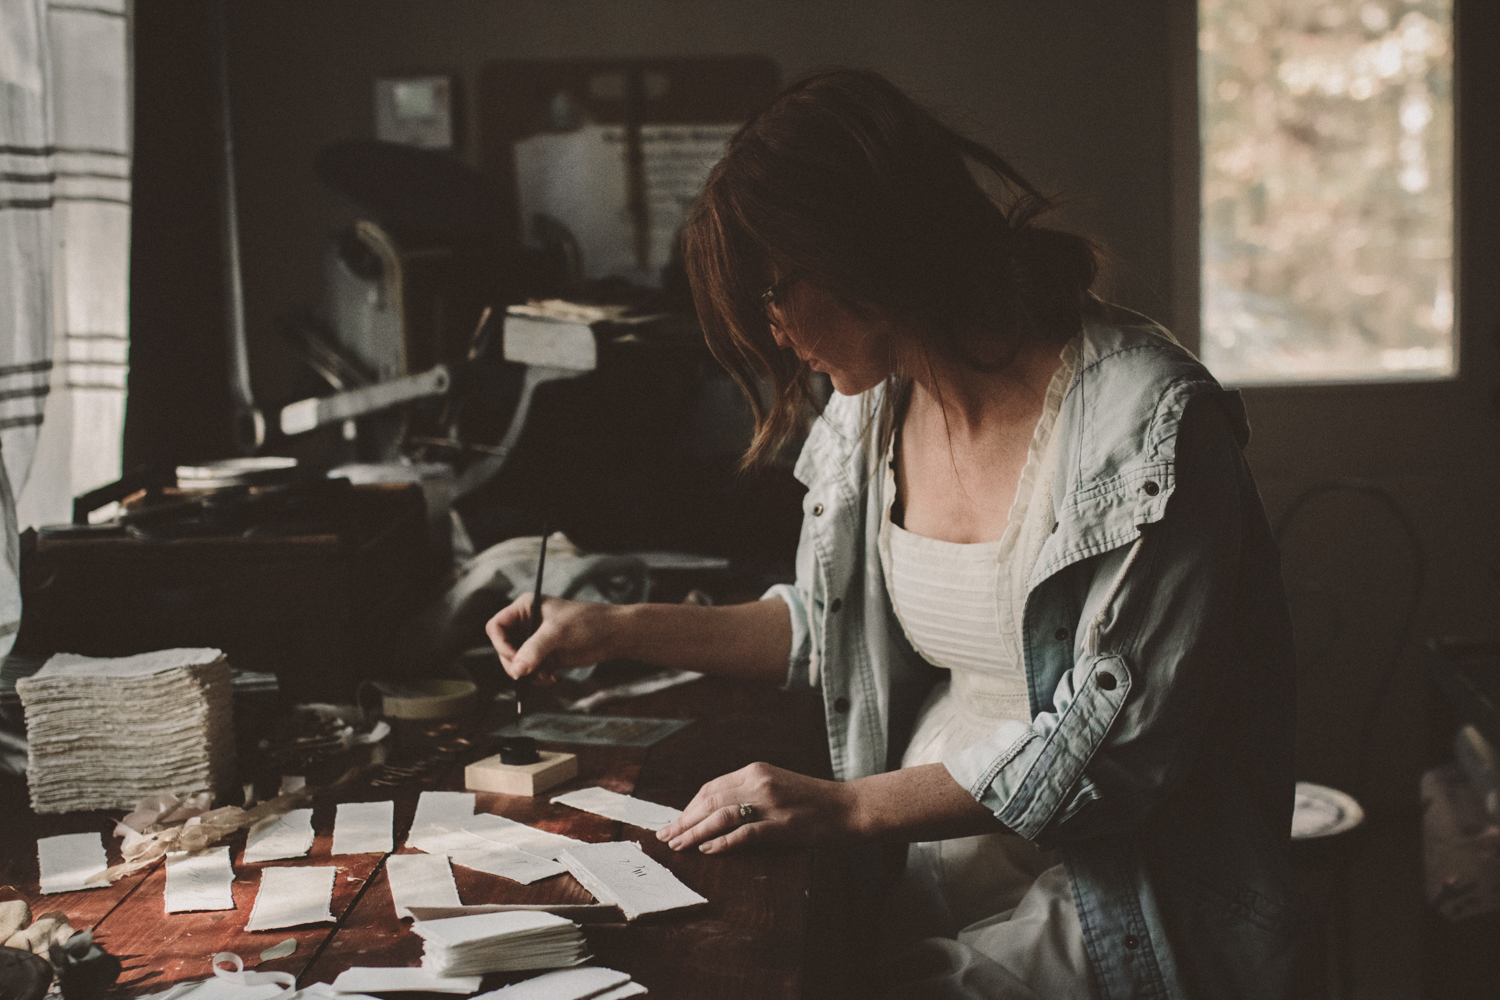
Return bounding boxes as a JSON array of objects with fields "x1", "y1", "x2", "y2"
[{"x1": 699, "y1": 842, "x2": 715, "y2": 854}]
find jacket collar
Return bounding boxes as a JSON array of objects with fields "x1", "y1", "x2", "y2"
[{"x1": 793, "y1": 323, "x2": 1246, "y2": 586}]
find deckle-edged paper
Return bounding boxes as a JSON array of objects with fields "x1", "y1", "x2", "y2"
[
  {"x1": 412, "y1": 791, "x2": 474, "y2": 830},
  {"x1": 37, "y1": 832, "x2": 109, "y2": 894},
  {"x1": 245, "y1": 866, "x2": 336, "y2": 931},
  {"x1": 405, "y1": 792, "x2": 479, "y2": 855},
  {"x1": 406, "y1": 824, "x2": 495, "y2": 856},
  {"x1": 475, "y1": 966, "x2": 632, "y2": 1000},
  {"x1": 330, "y1": 968, "x2": 480, "y2": 994},
  {"x1": 19, "y1": 648, "x2": 235, "y2": 815},
  {"x1": 408, "y1": 811, "x2": 583, "y2": 862},
  {"x1": 137, "y1": 974, "x2": 377, "y2": 1000},
  {"x1": 243, "y1": 809, "x2": 315, "y2": 864},
  {"x1": 331, "y1": 801, "x2": 393, "y2": 856},
  {"x1": 387, "y1": 853, "x2": 460, "y2": 919},
  {"x1": 448, "y1": 846, "x2": 566, "y2": 885},
  {"x1": 460, "y1": 813, "x2": 585, "y2": 860},
  {"x1": 165, "y1": 847, "x2": 236, "y2": 912},
  {"x1": 558, "y1": 841, "x2": 705, "y2": 921},
  {"x1": 134, "y1": 978, "x2": 289, "y2": 1000},
  {"x1": 550, "y1": 787, "x2": 681, "y2": 831}
]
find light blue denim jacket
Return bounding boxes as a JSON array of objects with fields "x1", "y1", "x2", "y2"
[{"x1": 765, "y1": 322, "x2": 1298, "y2": 1000}]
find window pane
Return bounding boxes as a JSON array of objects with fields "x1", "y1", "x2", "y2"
[{"x1": 1200, "y1": 0, "x2": 1453, "y2": 384}]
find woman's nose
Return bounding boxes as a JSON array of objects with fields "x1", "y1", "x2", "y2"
[{"x1": 770, "y1": 325, "x2": 792, "y2": 350}]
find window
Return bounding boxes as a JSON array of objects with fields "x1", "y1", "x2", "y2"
[{"x1": 1199, "y1": 0, "x2": 1453, "y2": 384}]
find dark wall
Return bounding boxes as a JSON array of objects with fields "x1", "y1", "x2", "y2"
[
  {"x1": 124, "y1": 0, "x2": 235, "y2": 468},
  {"x1": 218, "y1": 0, "x2": 1179, "y2": 413}
]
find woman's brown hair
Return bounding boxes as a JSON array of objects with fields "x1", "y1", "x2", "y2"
[{"x1": 682, "y1": 68, "x2": 1099, "y2": 467}]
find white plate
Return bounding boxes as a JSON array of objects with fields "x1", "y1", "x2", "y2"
[{"x1": 1291, "y1": 781, "x2": 1364, "y2": 839}]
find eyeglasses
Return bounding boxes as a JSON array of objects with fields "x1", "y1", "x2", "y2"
[{"x1": 759, "y1": 273, "x2": 801, "y2": 330}]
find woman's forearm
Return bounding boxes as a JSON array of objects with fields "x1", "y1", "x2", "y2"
[
  {"x1": 609, "y1": 596, "x2": 792, "y2": 685},
  {"x1": 847, "y1": 763, "x2": 1007, "y2": 842}
]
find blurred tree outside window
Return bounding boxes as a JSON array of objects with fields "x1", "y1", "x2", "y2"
[{"x1": 1200, "y1": 0, "x2": 1453, "y2": 384}]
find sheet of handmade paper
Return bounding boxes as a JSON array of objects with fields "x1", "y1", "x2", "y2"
[
  {"x1": 411, "y1": 791, "x2": 474, "y2": 831},
  {"x1": 245, "y1": 866, "x2": 336, "y2": 931},
  {"x1": 330, "y1": 968, "x2": 481, "y2": 994},
  {"x1": 164, "y1": 847, "x2": 235, "y2": 912},
  {"x1": 331, "y1": 801, "x2": 394, "y2": 856},
  {"x1": 594, "y1": 984, "x2": 648, "y2": 1000},
  {"x1": 386, "y1": 853, "x2": 460, "y2": 919},
  {"x1": 550, "y1": 787, "x2": 681, "y2": 830},
  {"x1": 242, "y1": 808, "x2": 315, "y2": 864},
  {"x1": 558, "y1": 841, "x2": 705, "y2": 921},
  {"x1": 459, "y1": 813, "x2": 585, "y2": 860},
  {"x1": 446, "y1": 846, "x2": 566, "y2": 885},
  {"x1": 479, "y1": 966, "x2": 632, "y2": 1000},
  {"x1": 37, "y1": 832, "x2": 108, "y2": 894},
  {"x1": 134, "y1": 978, "x2": 290, "y2": 1000}
]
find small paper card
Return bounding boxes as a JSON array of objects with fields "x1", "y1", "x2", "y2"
[
  {"x1": 407, "y1": 824, "x2": 495, "y2": 856},
  {"x1": 595, "y1": 984, "x2": 647, "y2": 1000},
  {"x1": 447, "y1": 846, "x2": 566, "y2": 885},
  {"x1": 37, "y1": 833, "x2": 108, "y2": 894},
  {"x1": 243, "y1": 808, "x2": 315, "y2": 864},
  {"x1": 386, "y1": 853, "x2": 460, "y2": 919},
  {"x1": 476, "y1": 966, "x2": 632, "y2": 1000},
  {"x1": 332, "y1": 801, "x2": 394, "y2": 856},
  {"x1": 460, "y1": 813, "x2": 585, "y2": 860},
  {"x1": 412, "y1": 791, "x2": 475, "y2": 830},
  {"x1": 558, "y1": 841, "x2": 705, "y2": 921},
  {"x1": 551, "y1": 787, "x2": 681, "y2": 830},
  {"x1": 245, "y1": 866, "x2": 336, "y2": 931},
  {"x1": 164, "y1": 847, "x2": 235, "y2": 912},
  {"x1": 331, "y1": 968, "x2": 481, "y2": 994}
]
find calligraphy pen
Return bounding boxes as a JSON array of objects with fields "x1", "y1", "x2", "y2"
[{"x1": 517, "y1": 522, "x2": 549, "y2": 718}]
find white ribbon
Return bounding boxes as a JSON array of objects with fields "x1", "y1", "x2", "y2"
[{"x1": 211, "y1": 953, "x2": 297, "y2": 996}]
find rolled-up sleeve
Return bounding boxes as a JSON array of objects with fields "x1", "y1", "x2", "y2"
[
  {"x1": 762, "y1": 582, "x2": 815, "y2": 690},
  {"x1": 943, "y1": 396, "x2": 1249, "y2": 847}
]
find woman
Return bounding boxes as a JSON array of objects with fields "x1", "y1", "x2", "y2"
[{"x1": 488, "y1": 70, "x2": 1298, "y2": 1000}]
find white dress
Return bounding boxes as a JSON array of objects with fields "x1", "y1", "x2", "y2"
[{"x1": 877, "y1": 338, "x2": 1097, "y2": 999}]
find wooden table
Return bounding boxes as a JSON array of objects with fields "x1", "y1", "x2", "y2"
[{"x1": 0, "y1": 674, "x2": 843, "y2": 1000}]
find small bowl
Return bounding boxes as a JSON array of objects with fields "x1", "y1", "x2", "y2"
[{"x1": 379, "y1": 679, "x2": 478, "y2": 721}]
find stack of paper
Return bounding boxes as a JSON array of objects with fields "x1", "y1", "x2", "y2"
[
  {"x1": 413, "y1": 910, "x2": 588, "y2": 976},
  {"x1": 16, "y1": 648, "x2": 234, "y2": 813},
  {"x1": 557, "y1": 842, "x2": 705, "y2": 921}
]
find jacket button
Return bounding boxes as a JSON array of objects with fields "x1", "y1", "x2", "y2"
[
  {"x1": 1051, "y1": 522, "x2": 1058, "y2": 534},
  {"x1": 1054, "y1": 627, "x2": 1068, "y2": 642},
  {"x1": 1096, "y1": 671, "x2": 1117, "y2": 691},
  {"x1": 1124, "y1": 934, "x2": 1139, "y2": 950},
  {"x1": 812, "y1": 502, "x2": 825, "y2": 516},
  {"x1": 1142, "y1": 481, "x2": 1159, "y2": 496},
  {"x1": 834, "y1": 697, "x2": 850, "y2": 714},
  {"x1": 829, "y1": 598, "x2": 843, "y2": 614}
]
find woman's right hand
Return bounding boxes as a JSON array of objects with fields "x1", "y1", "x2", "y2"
[{"x1": 485, "y1": 595, "x2": 622, "y2": 681}]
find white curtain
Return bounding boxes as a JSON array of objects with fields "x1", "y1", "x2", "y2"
[{"x1": 0, "y1": 0, "x2": 131, "y2": 652}]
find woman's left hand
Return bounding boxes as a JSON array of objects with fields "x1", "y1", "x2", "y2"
[{"x1": 656, "y1": 762, "x2": 860, "y2": 854}]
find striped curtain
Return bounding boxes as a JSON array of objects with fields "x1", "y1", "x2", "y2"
[{"x1": 0, "y1": 0, "x2": 131, "y2": 650}]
